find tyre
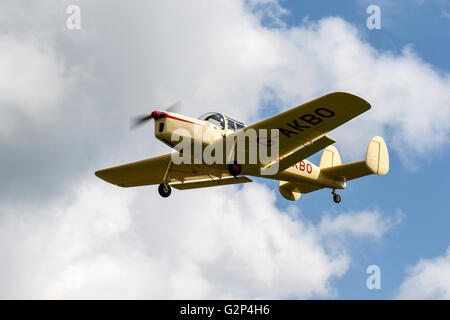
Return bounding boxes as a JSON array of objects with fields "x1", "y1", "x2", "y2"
[
  {"x1": 333, "y1": 194, "x2": 341, "y2": 203},
  {"x1": 158, "y1": 183, "x2": 171, "y2": 198}
]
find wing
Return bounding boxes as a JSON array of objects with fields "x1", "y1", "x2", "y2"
[
  {"x1": 95, "y1": 153, "x2": 252, "y2": 188},
  {"x1": 95, "y1": 154, "x2": 172, "y2": 187},
  {"x1": 245, "y1": 92, "x2": 371, "y2": 158}
]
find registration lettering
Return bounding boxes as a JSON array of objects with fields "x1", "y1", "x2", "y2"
[{"x1": 278, "y1": 107, "x2": 335, "y2": 138}]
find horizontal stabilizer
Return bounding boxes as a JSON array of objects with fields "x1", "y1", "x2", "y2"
[
  {"x1": 171, "y1": 176, "x2": 252, "y2": 190},
  {"x1": 321, "y1": 160, "x2": 371, "y2": 181}
]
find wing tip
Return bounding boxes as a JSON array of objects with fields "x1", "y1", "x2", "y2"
[
  {"x1": 95, "y1": 169, "x2": 107, "y2": 180},
  {"x1": 95, "y1": 169, "x2": 127, "y2": 187},
  {"x1": 327, "y1": 91, "x2": 371, "y2": 109}
]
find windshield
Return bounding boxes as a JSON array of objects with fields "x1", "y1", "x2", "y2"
[
  {"x1": 199, "y1": 112, "x2": 225, "y2": 129},
  {"x1": 199, "y1": 112, "x2": 246, "y2": 131}
]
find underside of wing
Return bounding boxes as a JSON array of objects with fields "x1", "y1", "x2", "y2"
[
  {"x1": 245, "y1": 92, "x2": 371, "y2": 159},
  {"x1": 95, "y1": 153, "x2": 250, "y2": 188},
  {"x1": 95, "y1": 154, "x2": 173, "y2": 187}
]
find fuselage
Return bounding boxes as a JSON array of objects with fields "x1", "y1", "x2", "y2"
[{"x1": 152, "y1": 110, "x2": 345, "y2": 190}]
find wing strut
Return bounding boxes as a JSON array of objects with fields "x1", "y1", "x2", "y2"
[{"x1": 163, "y1": 159, "x2": 173, "y2": 186}]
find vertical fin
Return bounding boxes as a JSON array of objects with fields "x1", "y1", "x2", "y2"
[
  {"x1": 319, "y1": 145, "x2": 342, "y2": 169},
  {"x1": 365, "y1": 136, "x2": 389, "y2": 175}
]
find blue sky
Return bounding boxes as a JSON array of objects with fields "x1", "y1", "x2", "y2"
[
  {"x1": 282, "y1": 0, "x2": 450, "y2": 71},
  {"x1": 255, "y1": 0, "x2": 450, "y2": 299}
]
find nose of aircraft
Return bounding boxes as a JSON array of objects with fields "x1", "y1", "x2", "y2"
[
  {"x1": 151, "y1": 110, "x2": 166, "y2": 120},
  {"x1": 130, "y1": 101, "x2": 180, "y2": 130}
]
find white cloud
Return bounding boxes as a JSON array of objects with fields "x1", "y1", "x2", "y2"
[
  {"x1": 0, "y1": 33, "x2": 74, "y2": 139},
  {"x1": 0, "y1": 180, "x2": 399, "y2": 299},
  {"x1": 396, "y1": 247, "x2": 450, "y2": 299},
  {"x1": 263, "y1": 17, "x2": 450, "y2": 159},
  {"x1": 318, "y1": 210, "x2": 403, "y2": 240}
]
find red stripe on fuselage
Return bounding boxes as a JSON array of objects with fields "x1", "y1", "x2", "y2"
[{"x1": 162, "y1": 113, "x2": 203, "y2": 126}]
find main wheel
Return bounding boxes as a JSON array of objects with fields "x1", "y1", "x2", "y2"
[
  {"x1": 158, "y1": 183, "x2": 171, "y2": 198},
  {"x1": 227, "y1": 162, "x2": 242, "y2": 177},
  {"x1": 333, "y1": 193, "x2": 341, "y2": 203}
]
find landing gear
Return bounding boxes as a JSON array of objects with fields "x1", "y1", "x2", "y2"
[
  {"x1": 158, "y1": 160, "x2": 173, "y2": 198},
  {"x1": 158, "y1": 183, "x2": 171, "y2": 198},
  {"x1": 331, "y1": 189, "x2": 341, "y2": 203},
  {"x1": 227, "y1": 162, "x2": 242, "y2": 177}
]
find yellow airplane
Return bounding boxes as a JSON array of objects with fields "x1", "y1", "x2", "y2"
[{"x1": 95, "y1": 92, "x2": 389, "y2": 203}]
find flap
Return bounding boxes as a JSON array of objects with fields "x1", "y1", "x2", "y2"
[{"x1": 171, "y1": 176, "x2": 252, "y2": 190}]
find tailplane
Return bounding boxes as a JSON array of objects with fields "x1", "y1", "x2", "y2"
[{"x1": 321, "y1": 136, "x2": 389, "y2": 181}]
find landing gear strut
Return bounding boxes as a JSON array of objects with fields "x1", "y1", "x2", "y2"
[
  {"x1": 227, "y1": 162, "x2": 242, "y2": 177},
  {"x1": 158, "y1": 160, "x2": 172, "y2": 198},
  {"x1": 158, "y1": 183, "x2": 171, "y2": 198},
  {"x1": 331, "y1": 189, "x2": 341, "y2": 203}
]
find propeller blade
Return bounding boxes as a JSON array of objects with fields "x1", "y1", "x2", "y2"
[
  {"x1": 166, "y1": 100, "x2": 181, "y2": 113},
  {"x1": 130, "y1": 101, "x2": 181, "y2": 130},
  {"x1": 130, "y1": 114, "x2": 153, "y2": 130}
]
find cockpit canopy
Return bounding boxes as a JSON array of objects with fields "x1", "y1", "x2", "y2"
[{"x1": 198, "y1": 112, "x2": 246, "y2": 131}]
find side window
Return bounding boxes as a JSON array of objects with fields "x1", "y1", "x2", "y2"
[
  {"x1": 236, "y1": 123, "x2": 245, "y2": 130},
  {"x1": 227, "y1": 120, "x2": 236, "y2": 131}
]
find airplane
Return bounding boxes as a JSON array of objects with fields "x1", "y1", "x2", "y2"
[{"x1": 95, "y1": 92, "x2": 389, "y2": 203}]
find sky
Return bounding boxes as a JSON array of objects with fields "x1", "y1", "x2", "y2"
[{"x1": 0, "y1": 0, "x2": 449, "y2": 299}]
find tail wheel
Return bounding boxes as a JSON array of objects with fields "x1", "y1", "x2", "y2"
[
  {"x1": 331, "y1": 189, "x2": 341, "y2": 203},
  {"x1": 333, "y1": 193, "x2": 341, "y2": 203},
  {"x1": 227, "y1": 163, "x2": 242, "y2": 177},
  {"x1": 158, "y1": 183, "x2": 171, "y2": 198}
]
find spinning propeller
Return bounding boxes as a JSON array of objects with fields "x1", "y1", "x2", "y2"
[{"x1": 130, "y1": 101, "x2": 181, "y2": 130}]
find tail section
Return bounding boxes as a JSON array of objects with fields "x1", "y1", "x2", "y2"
[
  {"x1": 277, "y1": 136, "x2": 388, "y2": 201},
  {"x1": 365, "y1": 136, "x2": 389, "y2": 175},
  {"x1": 321, "y1": 136, "x2": 389, "y2": 181},
  {"x1": 319, "y1": 145, "x2": 342, "y2": 169}
]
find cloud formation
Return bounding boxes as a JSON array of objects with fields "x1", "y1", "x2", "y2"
[
  {"x1": 0, "y1": 181, "x2": 394, "y2": 299},
  {"x1": 397, "y1": 247, "x2": 450, "y2": 299},
  {"x1": 318, "y1": 210, "x2": 404, "y2": 240},
  {"x1": 0, "y1": 33, "x2": 72, "y2": 139}
]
